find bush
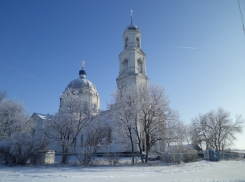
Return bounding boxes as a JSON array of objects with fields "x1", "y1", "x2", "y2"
[
  {"x1": 8, "y1": 133, "x2": 48, "y2": 165},
  {"x1": 161, "y1": 151, "x2": 199, "y2": 164}
]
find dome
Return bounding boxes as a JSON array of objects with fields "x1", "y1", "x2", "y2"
[
  {"x1": 60, "y1": 63, "x2": 100, "y2": 110},
  {"x1": 127, "y1": 24, "x2": 137, "y2": 30},
  {"x1": 67, "y1": 77, "x2": 97, "y2": 90},
  {"x1": 124, "y1": 24, "x2": 140, "y2": 32}
]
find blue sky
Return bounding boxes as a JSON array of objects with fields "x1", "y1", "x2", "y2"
[{"x1": 0, "y1": 0, "x2": 245, "y2": 149}]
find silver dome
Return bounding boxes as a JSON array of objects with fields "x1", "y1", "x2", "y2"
[{"x1": 67, "y1": 77, "x2": 97, "y2": 90}]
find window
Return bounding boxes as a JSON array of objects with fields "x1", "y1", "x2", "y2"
[
  {"x1": 125, "y1": 37, "x2": 128, "y2": 48},
  {"x1": 31, "y1": 129, "x2": 35, "y2": 137},
  {"x1": 123, "y1": 60, "x2": 128, "y2": 73},
  {"x1": 136, "y1": 37, "x2": 140, "y2": 48},
  {"x1": 137, "y1": 60, "x2": 142, "y2": 73}
]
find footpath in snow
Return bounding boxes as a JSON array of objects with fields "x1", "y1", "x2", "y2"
[{"x1": 0, "y1": 160, "x2": 245, "y2": 182}]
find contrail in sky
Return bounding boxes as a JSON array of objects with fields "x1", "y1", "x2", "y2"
[
  {"x1": 0, "y1": 62, "x2": 42, "y2": 81},
  {"x1": 165, "y1": 46, "x2": 197, "y2": 50}
]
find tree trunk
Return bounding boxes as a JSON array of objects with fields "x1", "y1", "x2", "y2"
[
  {"x1": 145, "y1": 150, "x2": 149, "y2": 163},
  {"x1": 130, "y1": 138, "x2": 135, "y2": 165},
  {"x1": 136, "y1": 137, "x2": 144, "y2": 163},
  {"x1": 127, "y1": 127, "x2": 135, "y2": 165},
  {"x1": 61, "y1": 146, "x2": 68, "y2": 164},
  {"x1": 145, "y1": 132, "x2": 150, "y2": 163}
]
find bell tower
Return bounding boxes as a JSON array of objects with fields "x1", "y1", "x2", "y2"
[{"x1": 116, "y1": 12, "x2": 149, "y2": 88}]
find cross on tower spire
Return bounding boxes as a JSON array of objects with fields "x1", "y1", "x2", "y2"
[{"x1": 131, "y1": 10, "x2": 133, "y2": 24}]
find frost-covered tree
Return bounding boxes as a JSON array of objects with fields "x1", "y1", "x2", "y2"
[
  {"x1": 0, "y1": 99, "x2": 29, "y2": 140},
  {"x1": 190, "y1": 108, "x2": 244, "y2": 151},
  {"x1": 76, "y1": 113, "x2": 112, "y2": 165},
  {"x1": 109, "y1": 84, "x2": 181, "y2": 163},
  {"x1": 165, "y1": 113, "x2": 185, "y2": 147},
  {"x1": 45, "y1": 93, "x2": 98, "y2": 164},
  {"x1": 9, "y1": 129, "x2": 49, "y2": 165},
  {"x1": 0, "y1": 97, "x2": 48, "y2": 164},
  {"x1": 137, "y1": 84, "x2": 180, "y2": 162},
  {"x1": 108, "y1": 86, "x2": 141, "y2": 164}
]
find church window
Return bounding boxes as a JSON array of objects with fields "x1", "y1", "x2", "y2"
[
  {"x1": 123, "y1": 60, "x2": 128, "y2": 73},
  {"x1": 137, "y1": 60, "x2": 142, "y2": 73},
  {"x1": 31, "y1": 129, "x2": 35, "y2": 137},
  {"x1": 124, "y1": 37, "x2": 128, "y2": 48},
  {"x1": 136, "y1": 37, "x2": 140, "y2": 48}
]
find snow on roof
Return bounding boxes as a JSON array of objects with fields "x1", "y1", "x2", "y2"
[{"x1": 35, "y1": 113, "x2": 47, "y2": 120}]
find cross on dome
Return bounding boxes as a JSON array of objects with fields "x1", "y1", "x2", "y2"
[{"x1": 82, "y1": 60, "x2": 85, "y2": 69}]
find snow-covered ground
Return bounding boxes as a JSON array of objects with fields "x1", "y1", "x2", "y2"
[{"x1": 0, "y1": 160, "x2": 245, "y2": 182}]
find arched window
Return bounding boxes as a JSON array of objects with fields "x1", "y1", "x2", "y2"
[
  {"x1": 137, "y1": 60, "x2": 142, "y2": 73},
  {"x1": 125, "y1": 37, "x2": 128, "y2": 48},
  {"x1": 123, "y1": 60, "x2": 128, "y2": 73},
  {"x1": 136, "y1": 37, "x2": 140, "y2": 48}
]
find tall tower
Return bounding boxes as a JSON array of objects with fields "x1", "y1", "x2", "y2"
[{"x1": 116, "y1": 13, "x2": 149, "y2": 88}]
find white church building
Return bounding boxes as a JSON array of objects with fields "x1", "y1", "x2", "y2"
[{"x1": 31, "y1": 17, "x2": 165, "y2": 154}]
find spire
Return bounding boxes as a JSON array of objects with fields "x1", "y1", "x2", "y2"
[
  {"x1": 131, "y1": 10, "x2": 133, "y2": 24},
  {"x1": 79, "y1": 60, "x2": 86, "y2": 78}
]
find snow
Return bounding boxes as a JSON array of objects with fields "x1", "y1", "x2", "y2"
[
  {"x1": 0, "y1": 160, "x2": 245, "y2": 182},
  {"x1": 36, "y1": 113, "x2": 47, "y2": 120},
  {"x1": 234, "y1": 150, "x2": 245, "y2": 154}
]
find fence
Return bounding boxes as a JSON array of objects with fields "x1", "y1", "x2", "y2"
[
  {"x1": 203, "y1": 150, "x2": 244, "y2": 162},
  {"x1": 55, "y1": 153, "x2": 145, "y2": 165},
  {"x1": 219, "y1": 152, "x2": 244, "y2": 161},
  {"x1": 54, "y1": 152, "x2": 203, "y2": 165},
  {"x1": 0, "y1": 151, "x2": 244, "y2": 166}
]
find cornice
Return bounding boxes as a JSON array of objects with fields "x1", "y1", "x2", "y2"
[{"x1": 119, "y1": 48, "x2": 146, "y2": 58}]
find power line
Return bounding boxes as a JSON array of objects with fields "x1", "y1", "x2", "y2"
[{"x1": 238, "y1": 0, "x2": 245, "y2": 37}]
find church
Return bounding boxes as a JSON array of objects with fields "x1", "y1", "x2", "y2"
[
  {"x1": 31, "y1": 16, "x2": 165, "y2": 154},
  {"x1": 61, "y1": 15, "x2": 149, "y2": 109}
]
